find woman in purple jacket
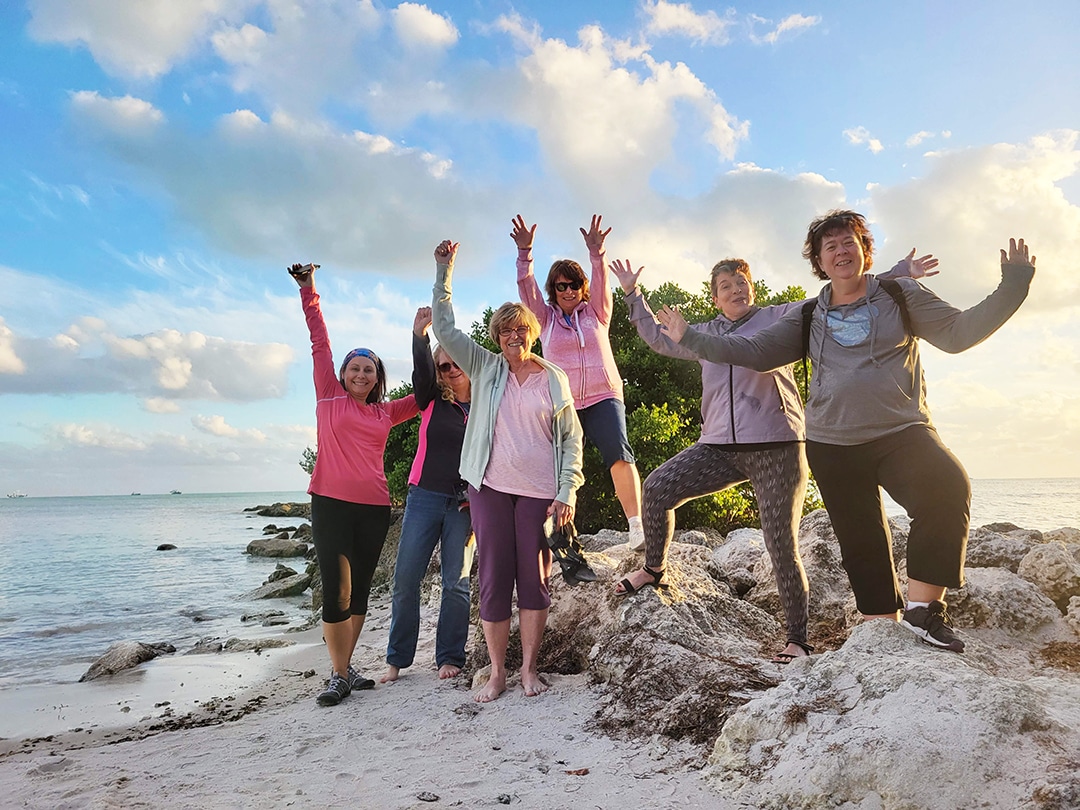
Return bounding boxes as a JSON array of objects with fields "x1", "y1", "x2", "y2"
[{"x1": 514, "y1": 214, "x2": 645, "y2": 551}]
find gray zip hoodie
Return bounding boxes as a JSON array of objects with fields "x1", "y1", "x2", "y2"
[{"x1": 678, "y1": 264, "x2": 1034, "y2": 445}]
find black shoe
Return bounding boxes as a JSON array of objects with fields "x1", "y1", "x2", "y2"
[
  {"x1": 316, "y1": 671, "x2": 352, "y2": 706},
  {"x1": 347, "y1": 665, "x2": 375, "y2": 691},
  {"x1": 900, "y1": 601, "x2": 965, "y2": 653}
]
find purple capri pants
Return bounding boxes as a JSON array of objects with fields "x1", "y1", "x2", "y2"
[{"x1": 468, "y1": 485, "x2": 553, "y2": 622}]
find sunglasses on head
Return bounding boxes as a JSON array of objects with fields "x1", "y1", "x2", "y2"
[
  {"x1": 554, "y1": 280, "x2": 584, "y2": 292},
  {"x1": 810, "y1": 212, "x2": 860, "y2": 235},
  {"x1": 437, "y1": 360, "x2": 460, "y2": 373}
]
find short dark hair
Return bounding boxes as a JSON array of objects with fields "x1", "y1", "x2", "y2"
[
  {"x1": 544, "y1": 259, "x2": 590, "y2": 307},
  {"x1": 709, "y1": 258, "x2": 752, "y2": 296},
  {"x1": 802, "y1": 209, "x2": 875, "y2": 280}
]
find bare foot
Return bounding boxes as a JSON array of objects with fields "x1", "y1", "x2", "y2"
[
  {"x1": 474, "y1": 672, "x2": 507, "y2": 703},
  {"x1": 521, "y1": 670, "x2": 549, "y2": 697},
  {"x1": 438, "y1": 664, "x2": 461, "y2": 680},
  {"x1": 614, "y1": 567, "x2": 656, "y2": 594},
  {"x1": 379, "y1": 665, "x2": 400, "y2": 684}
]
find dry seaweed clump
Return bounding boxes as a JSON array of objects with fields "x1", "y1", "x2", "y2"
[{"x1": 1038, "y1": 641, "x2": 1080, "y2": 672}]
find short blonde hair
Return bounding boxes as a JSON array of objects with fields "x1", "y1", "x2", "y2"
[{"x1": 489, "y1": 302, "x2": 541, "y2": 348}]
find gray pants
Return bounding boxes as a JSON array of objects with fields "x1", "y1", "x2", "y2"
[{"x1": 642, "y1": 442, "x2": 810, "y2": 644}]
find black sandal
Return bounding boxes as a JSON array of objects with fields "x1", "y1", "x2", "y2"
[
  {"x1": 771, "y1": 640, "x2": 814, "y2": 664},
  {"x1": 615, "y1": 565, "x2": 666, "y2": 596}
]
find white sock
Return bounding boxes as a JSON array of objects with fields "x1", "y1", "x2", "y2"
[
  {"x1": 628, "y1": 515, "x2": 643, "y2": 531},
  {"x1": 905, "y1": 600, "x2": 931, "y2": 612}
]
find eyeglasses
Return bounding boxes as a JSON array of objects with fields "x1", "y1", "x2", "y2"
[
  {"x1": 554, "y1": 281, "x2": 584, "y2": 292},
  {"x1": 437, "y1": 361, "x2": 460, "y2": 373},
  {"x1": 498, "y1": 326, "x2": 531, "y2": 338}
]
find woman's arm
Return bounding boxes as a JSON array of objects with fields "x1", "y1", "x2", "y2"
[
  {"x1": 431, "y1": 241, "x2": 493, "y2": 376},
  {"x1": 291, "y1": 262, "x2": 341, "y2": 398},
  {"x1": 411, "y1": 306, "x2": 439, "y2": 410},
  {"x1": 550, "y1": 404, "x2": 585, "y2": 528},
  {"x1": 611, "y1": 259, "x2": 704, "y2": 361},
  {"x1": 657, "y1": 304, "x2": 804, "y2": 371},
  {"x1": 513, "y1": 215, "x2": 550, "y2": 323},
  {"x1": 581, "y1": 214, "x2": 613, "y2": 325}
]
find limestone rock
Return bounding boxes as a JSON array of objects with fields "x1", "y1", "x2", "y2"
[
  {"x1": 705, "y1": 620, "x2": 1080, "y2": 809},
  {"x1": 1043, "y1": 527, "x2": 1080, "y2": 545},
  {"x1": 579, "y1": 528, "x2": 628, "y2": 552},
  {"x1": 967, "y1": 524, "x2": 1039, "y2": 572},
  {"x1": 1067, "y1": 597, "x2": 1080, "y2": 636},
  {"x1": 293, "y1": 522, "x2": 313, "y2": 539},
  {"x1": 1018, "y1": 542, "x2": 1080, "y2": 611},
  {"x1": 242, "y1": 573, "x2": 311, "y2": 599},
  {"x1": 267, "y1": 563, "x2": 298, "y2": 582},
  {"x1": 712, "y1": 528, "x2": 766, "y2": 573},
  {"x1": 79, "y1": 641, "x2": 176, "y2": 681},
  {"x1": 245, "y1": 536, "x2": 309, "y2": 557},
  {"x1": 156, "y1": 543, "x2": 177, "y2": 551},
  {"x1": 244, "y1": 501, "x2": 312, "y2": 518},
  {"x1": 949, "y1": 566, "x2": 1065, "y2": 635}
]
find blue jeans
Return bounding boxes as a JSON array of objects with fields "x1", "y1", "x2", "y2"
[{"x1": 386, "y1": 485, "x2": 475, "y2": 669}]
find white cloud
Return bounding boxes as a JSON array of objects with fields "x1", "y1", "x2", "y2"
[
  {"x1": 844, "y1": 125, "x2": 884, "y2": 154},
  {"x1": 642, "y1": 0, "x2": 734, "y2": 45},
  {"x1": 193, "y1": 414, "x2": 266, "y2": 441},
  {"x1": 391, "y1": 2, "x2": 458, "y2": 50},
  {"x1": 0, "y1": 319, "x2": 26, "y2": 374},
  {"x1": 27, "y1": 0, "x2": 252, "y2": 78},
  {"x1": 70, "y1": 91, "x2": 164, "y2": 135},
  {"x1": 143, "y1": 397, "x2": 181, "y2": 414},
  {"x1": 749, "y1": 13, "x2": 821, "y2": 45},
  {"x1": 906, "y1": 130, "x2": 935, "y2": 147},
  {"x1": 49, "y1": 422, "x2": 147, "y2": 451}
]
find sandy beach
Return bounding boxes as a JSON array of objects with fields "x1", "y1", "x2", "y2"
[{"x1": 0, "y1": 595, "x2": 721, "y2": 809}]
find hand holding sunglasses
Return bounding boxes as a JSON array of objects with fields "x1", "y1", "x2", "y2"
[{"x1": 288, "y1": 263, "x2": 319, "y2": 287}]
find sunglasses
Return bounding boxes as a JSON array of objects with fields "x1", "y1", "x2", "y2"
[
  {"x1": 554, "y1": 280, "x2": 584, "y2": 292},
  {"x1": 810, "y1": 212, "x2": 861, "y2": 235},
  {"x1": 437, "y1": 361, "x2": 460, "y2": 373}
]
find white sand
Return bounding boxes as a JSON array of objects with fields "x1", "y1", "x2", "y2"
[{"x1": 0, "y1": 597, "x2": 721, "y2": 809}]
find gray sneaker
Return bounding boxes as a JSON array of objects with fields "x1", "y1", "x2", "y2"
[
  {"x1": 900, "y1": 601, "x2": 965, "y2": 653},
  {"x1": 347, "y1": 665, "x2": 375, "y2": 691},
  {"x1": 316, "y1": 671, "x2": 352, "y2": 706}
]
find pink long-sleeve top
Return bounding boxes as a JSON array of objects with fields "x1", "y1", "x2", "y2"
[
  {"x1": 517, "y1": 247, "x2": 624, "y2": 409},
  {"x1": 301, "y1": 287, "x2": 418, "y2": 505}
]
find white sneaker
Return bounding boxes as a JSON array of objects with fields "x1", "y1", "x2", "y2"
[{"x1": 627, "y1": 518, "x2": 646, "y2": 552}]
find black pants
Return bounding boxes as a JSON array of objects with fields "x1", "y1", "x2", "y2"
[
  {"x1": 806, "y1": 425, "x2": 970, "y2": 615},
  {"x1": 311, "y1": 493, "x2": 391, "y2": 624}
]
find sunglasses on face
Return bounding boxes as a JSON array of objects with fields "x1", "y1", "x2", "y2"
[
  {"x1": 498, "y1": 326, "x2": 531, "y2": 338},
  {"x1": 554, "y1": 281, "x2": 584, "y2": 292},
  {"x1": 437, "y1": 361, "x2": 460, "y2": 373}
]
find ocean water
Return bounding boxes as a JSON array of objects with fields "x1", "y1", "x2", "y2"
[
  {"x1": 0, "y1": 491, "x2": 313, "y2": 692},
  {"x1": 1, "y1": 482, "x2": 1078, "y2": 694}
]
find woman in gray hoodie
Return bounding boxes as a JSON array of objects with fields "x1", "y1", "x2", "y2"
[{"x1": 657, "y1": 211, "x2": 1035, "y2": 653}]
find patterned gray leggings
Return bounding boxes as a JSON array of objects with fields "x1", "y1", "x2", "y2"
[{"x1": 642, "y1": 442, "x2": 810, "y2": 644}]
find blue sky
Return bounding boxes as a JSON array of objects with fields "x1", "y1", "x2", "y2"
[{"x1": 2, "y1": 0, "x2": 1078, "y2": 496}]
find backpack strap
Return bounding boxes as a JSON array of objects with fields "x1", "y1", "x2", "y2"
[
  {"x1": 800, "y1": 298, "x2": 817, "y2": 401},
  {"x1": 877, "y1": 277, "x2": 913, "y2": 345}
]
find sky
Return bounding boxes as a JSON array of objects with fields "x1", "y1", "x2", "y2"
[{"x1": 1, "y1": 0, "x2": 1079, "y2": 497}]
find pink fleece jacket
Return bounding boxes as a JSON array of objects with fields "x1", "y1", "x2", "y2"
[
  {"x1": 301, "y1": 287, "x2": 418, "y2": 505},
  {"x1": 516, "y1": 247, "x2": 624, "y2": 409}
]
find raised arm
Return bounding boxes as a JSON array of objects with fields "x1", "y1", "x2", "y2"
[
  {"x1": 513, "y1": 215, "x2": 548, "y2": 321},
  {"x1": 291, "y1": 262, "x2": 341, "y2": 398},
  {"x1": 431, "y1": 240, "x2": 493, "y2": 376},
  {"x1": 906, "y1": 238, "x2": 1035, "y2": 353},
  {"x1": 659, "y1": 304, "x2": 805, "y2": 372},
  {"x1": 879, "y1": 248, "x2": 940, "y2": 280},
  {"x1": 612, "y1": 258, "x2": 704, "y2": 361},
  {"x1": 580, "y1": 214, "x2": 613, "y2": 323},
  {"x1": 411, "y1": 306, "x2": 438, "y2": 410}
]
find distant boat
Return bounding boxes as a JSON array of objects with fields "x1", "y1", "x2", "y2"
[
  {"x1": 7, "y1": 491, "x2": 27, "y2": 498},
  {"x1": 170, "y1": 490, "x2": 182, "y2": 495},
  {"x1": 131, "y1": 492, "x2": 141, "y2": 496}
]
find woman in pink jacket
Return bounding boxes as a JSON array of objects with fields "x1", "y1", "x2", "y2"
[
  {"x1": 513, "y1": 214, "x2": 645, "y2": 550},
  {"x1": 290, "y1": 262, "x2": 419, "y2": 707}
]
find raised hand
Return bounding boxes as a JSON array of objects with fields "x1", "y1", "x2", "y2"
[
  {"x1": 288, "y1": 262, "x2": 318, "y2": 288},
  {"x1": 413, "y1": 306, "x2": 432, "y2": 337},
  {"x1": 580, "y1": 214, "x2": 611, "y2": 255},
  {"x1": 511, "y1": 215, "x2": 536, "y2": 250},
  {"x1": 900, "y1": 248, "x2": 940, "y2": 278},
  {"x1": 434, "y1": 240, "x2": 459, "y2": 264},
  {"x1": 656, "y1": 304, "x2": 689, "y2": 342},
  {"x1": 1001, "y1": 237, "x2": 1036, "y2": 269},
  {"x1": 610, "y1": 259, "x2": 644, "y2": 294}
]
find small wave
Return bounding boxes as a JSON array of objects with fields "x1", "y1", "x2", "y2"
[{"x1": 29, "y1": 622, "x2": 108, "y2": 639}]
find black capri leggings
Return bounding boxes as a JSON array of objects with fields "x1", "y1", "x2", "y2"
[
  {"x1": 806, "y1": 424, "x2": 971, "y2": 616},
  {"x1": 310, "y1": 493, "x2": 392, "y2": 624}
]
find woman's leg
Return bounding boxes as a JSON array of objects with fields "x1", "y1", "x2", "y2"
[
  {"x1": 519, "y1": 608, "x2": 549, "y2": 697},
  {"x1": 579, "y1": 400, "x2": 643, "y2": 543},
  {"x1": 741, "y1": 444, "x2": 811, "y2": 657},
  {"x1": 476, "y1": 618, "x2": 509, "y2": 703},
  {"x1": 346, "y1": 503, "x2": 392, "y2": 664},
  {"x1": 617, "y1": 443, "x2": 745, "y2": 592},
  {"x1": 311, "y1": 494, "x2": 357, "y2": 678},
  {"x1": 510, "y1": 495, "x2": 554, "y2": 697},
  {"x1": 610, "y1": 459, "x2": 643, "y2": 520},
  {"x1": 384, "y1": 486, "x2": 445, "y2": 681},
  {"x1": 435, "y1": 500, "x2": 475, "y2": 677},
  {"x1": 806, "y1": 440, "x2": 902, "y2": 619}
]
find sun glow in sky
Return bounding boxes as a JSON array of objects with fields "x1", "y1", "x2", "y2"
[{"x1": 2, "y1": 0, "x2": 1079, "y2": 496}]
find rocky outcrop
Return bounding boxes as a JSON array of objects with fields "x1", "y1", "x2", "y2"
[
  {"x1": 245, "y1": 537, "x2": 308, "y2": 557},
  {"x1": 79, "y1": 641, "x2": 176, "y2": 681},
  {"x1": 967, "y1": 524, "x2": 1039, "y2": 571},
  {"x1": 704, "y1": 620, "x2": 1080, "y2": 809},
  {"x1": 1018, "y1": 542, "x2": 1080, "y2": 611},
  {"x1": 242, "y1": 573, "x2": 311, "y2": 600},
  {"x1": 244, "y1": 502, "x2": 311, "y2": 519}
]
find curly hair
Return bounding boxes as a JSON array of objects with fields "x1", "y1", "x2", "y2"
[
  {"x1": 433, "y1": 345, "x2": 464, "y2": 403},
  {"x1": 544, "y1": 259, "x2": 590, "y2": 308},
  {"x1": 802, "y1": 209, "x2": 875, "y2": 280},
  {"x1": 709, "y1": 258, "x2": 753, "y2": 296}
]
